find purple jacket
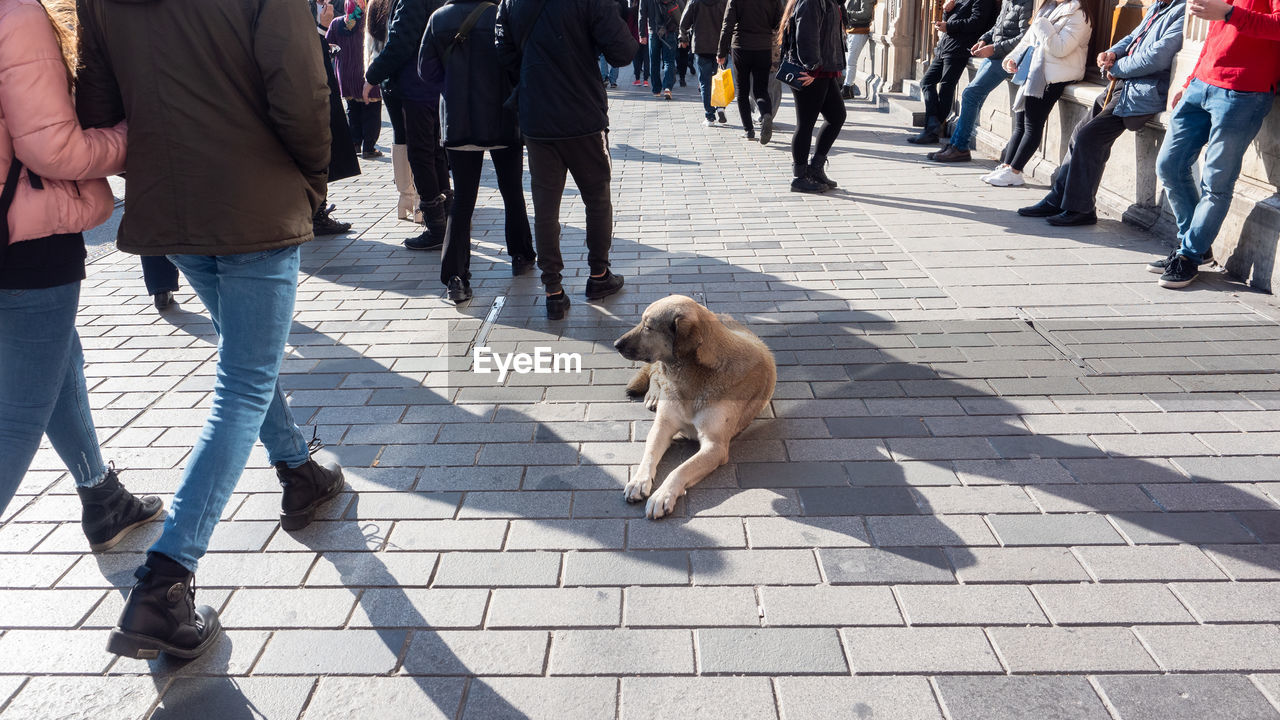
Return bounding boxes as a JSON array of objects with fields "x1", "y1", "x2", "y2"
[{"x1": 326, "y1": 14, "x2": 380, "y2": 99}]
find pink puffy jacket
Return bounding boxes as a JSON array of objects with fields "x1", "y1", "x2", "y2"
[{"x1": 0, "y1": 0, "x2": 126, "y2": 245}]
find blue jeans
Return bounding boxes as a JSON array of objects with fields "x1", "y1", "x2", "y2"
[
  {"x1": 648, "y1": 34, "x2": 676, "y2": 93},
  {"x1": 696, "y1": 54, "x2": 719, "y2": 119},
  {"x1": 598, "y1": 54, "x2": 619, "y2": 84},
  {"x1": 149, "y1": 246, "x2": 310, "y2": 571},
  {"x1": 141, "y1": 255, "x2": 179, "y2": 295},
  {"x1": 1156, "y1": 78, "x2": 1275, "y2": 263},
  {"x1": 949, "y1": 58, "x2": 1010, "y2": 152},
  {"x1": 0, "y1": 281, "x2": 108, "y2": 515}
]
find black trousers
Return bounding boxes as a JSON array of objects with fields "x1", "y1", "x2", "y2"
[
  {"x1": 141, "y1": 256, "x2": 179, "y2": 295},
  {"x1": 632, "y1": 44, "x2": 649, "y2": 80},
  {"x1": 1045, "y1": 96, "x2": 1153, "y2": 213},
  {"x1": 920, "y1": 52, "x2": 968, "y2": 130},
  {"x1": 1002, "y1": 82, "x2": 1069, "y2": 172},
  {"x1": 402, "y1": 98, "x2": 451, "y2": 206},
  {"x1": 732, "y1": 48, "x2": 773, "y2": 130},
  {"x1": 525, "y1": 132, "x2": 613, "y2": 291},
  {"x1": 676, "y1": 44, "x2": 693, "y2": 80},
  {"x1": 383, "y1": 89, "x2": 407, "y2": 144},
  {"x1": 791, "y1": 76, "x2": 846, "y2": 166},
  {"x1": 345, "y1": 99, "x2": 383, "y2": 153},
  {"x1": 440, "y1": 146, "x2": 535, "y2": 286}
]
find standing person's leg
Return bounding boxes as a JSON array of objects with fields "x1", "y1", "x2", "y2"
[
  {"x1": 361, "y1": 100, "x2": 382, "y2": 154},
  {"x1": 1155, "y1": 83, "x2": 1212, "y2": 245},
  {"x1": 697, "y1": 54, "x2": 717, "y2": 120},
  {"x1": 789, "y1": 84, "x2": 828, "y2": 194},
  {"x1": 843, "y1": 34, "x2": 870, "y2": 94},
  {"x1": 649, "y1": 35, "x2": 663, "y2": 95},
  {"x1": 441, "y1": 149, "x2": 484, "y2": 288},
  {"x1": 1053, "y1": 101, "x2": 1130, "y2": 215},
  {"x1": 562, "y1": 132, "x2": 618, "y2": 293},
  {"x1": 403, "y1": 100, "x2": 448, "y2": 248},
  {"x1": 384, "y1": 90, "x2": 418, "y2": 222},
  {"x1": 526, "y1": 139, "x2": 571, "y2": 298},
  {"x1": 811, "y1": 78, "x2": 847, "y2": 161},
  {"x1": 345, "y1": 98, "x2": 363, "y2": 152},
  {"x1": 935, "y1": 54, "x2": 968, "y2": 133},
  {"x1": 944, "y1": 58, "x2": 1009, "y2": 155},
  {"x1": 600, "y1": 53, "x2": 611, "y2": 82},
  {"x1": 492, "y1": 144, "x2": 535, "y2": 265},
  {"x1": 911, "y1": 53, "x2": 946, "y2": 142},
  {"x1": 633, "y1": 44, "x2": 646, "y2": 82},
  {"x1": 142, "y1": 256, "x2": 180, "y2": 309},
  {"x1": 732, "y1": 48, "x2": 755, "y2": 133}
]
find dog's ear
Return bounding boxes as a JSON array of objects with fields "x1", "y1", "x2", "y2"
[{"x1": 673, "y1": 309, "x2": 719, "y2": 367}]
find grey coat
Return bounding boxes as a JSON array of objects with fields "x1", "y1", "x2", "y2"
[
  {"x1": 1106, "y1": 0, "x2": 1185, "y2": 117},
  {"x1": 979, "y1": 0, "x2": 1032, "y2": 59}
]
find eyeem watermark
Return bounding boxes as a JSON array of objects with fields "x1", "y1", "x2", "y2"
[{"x1": 473, "y1": 347, "x2": 583, "y2": 383}]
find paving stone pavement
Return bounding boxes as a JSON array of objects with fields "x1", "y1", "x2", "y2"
[{"x1": 5, "y1": 83, "x2": 1280, "y2": 719}]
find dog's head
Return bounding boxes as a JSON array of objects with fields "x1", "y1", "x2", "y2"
[{"x1": 614, "y1": 295, "x2": 720, "y2": 367}]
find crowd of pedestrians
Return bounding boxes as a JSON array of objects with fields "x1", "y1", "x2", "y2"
[{"x1": 0, "y1": 0, "x2": 1276, "y2": 665}]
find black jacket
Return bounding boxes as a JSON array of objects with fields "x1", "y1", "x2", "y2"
[
  {"x1": 496, "y1": 0, "x2": 638, "y2": 140},
  {"x1": 420, "y1": 0, "x2": 519, "y2": 148},
  {"x1": 783, "y1": 0, "x2": 844, "y2": 71},
  {"x1": 717, "y1": 0, "x2": 782, "y2": 54},
  {"x1": 935, "y1": 0, "x2": 999, "y2": 57},
  {"x1": 639, "y1": 0, "x2": 681, "y2": 37},
  {"x1": 979, "y1": 0, "x2": 1032, "y2": 59},
  {"x1": 367, "y1": 0, "x2": 442, "y2": 102},
  {"x1": 680, "y1": 0, "x2": 727, "y2": 55}
]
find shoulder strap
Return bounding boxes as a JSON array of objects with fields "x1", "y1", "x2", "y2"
[
  {"x1": 518, "y1": 0, "x2": 551, "y2": 51},
  {"x1": 445, "y1": 2, "x2": 499, "y2": 66},
  {"x1": 0, "y1": 157, "x2": 24, "y2": 247}
]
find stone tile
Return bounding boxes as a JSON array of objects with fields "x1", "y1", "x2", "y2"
[
  {"x1": 867, "y1": 515, "x2": 998, "y2": 547},
  {"x1": 306, "y1": 677, "x2": 465, "y2": 720},
  {"x1": 990, "y1": 627, "x2": 1158, "y2": 672},
  {"x1": 0, "y1": 589, "x2": 105, "y2": 628},
  {"x1": 760, "y1": 585, "x2": 900, "y2": 626},
  {"x1": 698, "y1": 627, "x2": 848, "y2": 674},
  {"x1": 1170, "y1": 582, "x2": 1280, "y2": 623},
  {"x1": 1033, "y1": 583, "x2": 1195, "y2": 625},
  {"x1": 220, "y1": 588, "x2": 356, "y2": 628},
  {"x1": 1137, "y1": 625, "x2": 1280, "y2": 671},
  {"x1": 896, "y1": 585, "x2": 1047, "y2": 626},
  {"x1": 1075, "y1": 546, "x2": 1228, "y2": 581},
  {"x1": 743, "y1": 517, "x2": 870, "y2": 548},
  {"x1": 952, "y1": 547, "x2": 1091, "y2": 583},
  {"x1": 796, "y1": 487, "x2": 919, "y2": 516},
  {"x1": 402, "y1": 630, "x2": 549, "y2": 675},
  {"x1": 988, "y1": 514, "x2": 1125, "y2": 546},
  {"x1": 955, "y1": 459, "x2": 1075, "y2": 485},
  {"x1": 914, "y1": 485, "x2": 1038, "y2": 514},
  {"x1": 624, "y1": 586, "x2": 759, "y2": 627},
  {"x1": 1, "y1": 677, "x2": 159, "y2": 720},
  {"x1": 1110, "y1": 512, "x2": 1255, "y2": 544},
  {"x1": 1026, "y1": 485, "x2": 1159, "y2": 513},
  {"x1": 433, "y1": 552, "x2": 561, "y2": 587},
  {"x1": 821, "y1": 548, "x2": 955, "y2": 584},
  {"x1": 688, "y1": 489, "x2": 800, "y2": 517},
  {"x1": 627, "y1": 517, "x2": 745, "y2": 549},
  {"x1": 458, "y1": 491, "x2": 573, "y2": 519},
  {"x1": 348, "y1": 588, "x2": 488, "y2": 628},
  {"x1": 843, "y1": 627, "x2": 1002, "y2": 673},
  {"x1": 465, "y1": 678, "x2": 618, "y2": 720},
  {"x1": 0, "y1": 630, "x2": 115, "y2": 674},
  {"x1": 1143, "y1": 483, "x2": 1277, "y2": 512},
  {"x1": 1096, "y1": 674, "x2": 1280, "y2": 720},
  {"x1": 303, "y1": 551, "x2": 439, "y2": 587},
  {"x1": 563, "y1": 550, "x2": 689, "y2": 586},
  {"x1": 506, "y1": 519, "x2": 627, "y2": 550},
  {"x1": 254, "y1": 629, "x2": 405, "y2": 674},
  {"x1": 389, "y1": 520, "x2": 508, "y2": 551},
  {"x1": 935, "y1": 676, "x2": 1111, "y2": 720},
  {"x1": 776, "y1": 677, "x2": 944, "y2": 720},
  {"x1": 621, "y1": 677, "x2": 775, "y2": 720},
  {"x1": 487, "y1": 588, "x2": 621, "y2": 628},
  {"x1": 549, "y1": 629, "x2": 694, "y2": 675},
  {"x1": 690, "y1": 549, "x2": 820, "y2": 585},
  {"x1": 151, "y1": 677, "x2": 315, "y2": 720}
]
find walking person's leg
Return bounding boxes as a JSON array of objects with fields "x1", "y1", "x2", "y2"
[
  {"x1": 749, "y1": 50, "x2": 774, "y2": 142},
  {"x1": 649, "y1": 35, "x2": 663, "y2": 95},
  {"x1": 660, "y1": 38, "x2": 677, "y2": 92},
  {"x1": 142, "y1": 255, "x2": 180, "y2": 309},
  {"x1": 697, "y1": 54, "x2": 717, "y2": 120},
  {"x1": 732, "y1": 48, "x2": 755, "y2": 134},
  {"x1": 492, "y1": 144, "x2": 535, "y2": 265},
  {"x1": 440, "y1": 149, "x2": 483, "y2": 290}
]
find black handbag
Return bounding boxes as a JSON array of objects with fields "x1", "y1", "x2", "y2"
[{"x1": 776, "y1": 58, "x2": 809, "y2": 91}]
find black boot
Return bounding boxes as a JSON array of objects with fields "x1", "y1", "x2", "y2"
[
  {"x1": 585, "y1": 270, "x2": 625, "y2": 300},
  {"x1": 545, "y1": 290, "x2": 571, "y2": 320},
  {"x1": 277, "y1": 436, "x2": 345, "y2": 531},
  {"x1": 404, "y1": 195, "x2": 448, "y2": 251},
  {"x1": 446, "y1": 275, "x2": 473, "y2": 303},
  {"x1": 511, "y1": 255, "x2": 536, "y2": 277},
  {"x1": 77, "y1": 466, "x2": 164, "y2": 552},
  {"x1": 312, "y1": 206, "x2": 352, "y2": 235},
  {"x1": 107, "y1": 553, "x2": 222, "y2": 660},
  {"x1": 907, "y1": 118, "x2": 941, "y2": 145},
  {"x1": 790, "y1": 163, "x2": 827, "y2": 194},
  {"x1": 153, "y1": 291, "x2": 174, "y2": 311},
  {"x1": 808, "y1": 155, "x2": 837, "y2": 189}
]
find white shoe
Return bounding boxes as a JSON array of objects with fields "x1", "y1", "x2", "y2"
[
  {"x1": 702, "y1": 119, "x2": 715, "y2": 127},
  {"x1": 986, "y1": 166, "x2": 1025, "y2": 187},
  {"x1": 980, "y1": 164, "x2": 1008, "y2": 183}
]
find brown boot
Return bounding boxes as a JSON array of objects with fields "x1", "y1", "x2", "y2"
[{"x1": 928, "y1": 144, "x2": 972, "y2": 163}]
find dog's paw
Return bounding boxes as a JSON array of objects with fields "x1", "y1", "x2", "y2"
[
  {"x1": 644, "y1": 387, "x2": 660, "y2": 412},
  {"x1": 645, "y1": 485, "x2": 682, "y2": 519},
  {"x1": 624, "y1": 475, "x2": 653, "y2": 503}
]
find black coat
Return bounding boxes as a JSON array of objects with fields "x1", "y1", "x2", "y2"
[
  {"x1": 367, "y1": 0, "x2": 442, "y2": 102},
  {"x1": 420, "y1": 0, "x2": 520, "y2": 148},
  {"x1": 936, "y1": 0, "x2": 999, "y2": 57},
  {"x1": 979, "y1": 0, "x2": 1033, "y2": 59},
  {"x1": 496, "y1": 0, "x2": 639, "y2": 140},
  {"x1": 783, "y1": 0, "x2": 844, "y2": 71},
  {"x1": 680, "y1": 0, "x2": 727, "y2": 56},
  {"x1": 718, "y1": 0, "x2": 782, "y2": 54},
  {"x1": 322, "y1": 36, "x2": 361, "y2": 182}
]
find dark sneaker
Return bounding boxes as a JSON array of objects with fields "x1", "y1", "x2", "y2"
[
  {"x1": 446, "y1": 276, "x2": 473, "y2": 304},
  {"x1": 76, "y1": 466, "x2": 164, "y2": 552},
  {"x1": 403, "y1": 231, "x2": 444, "y2": 251},
  {"x1": 277, "y1": 433, "x2": 344, "y2": 531},
  {"x1": 840, "y1": 84, "x2": 854, "y2": 100},
  {"x1": 312, "y1": 208, "x2": 352, "y2": 236},
  {"x1": 679, "y1": 76, "x2": 687, "y2": 87},
  {"x1": 1017, "y1": 199, "x2": 1062, "y2": 218},
  {"x1": 545, "y1": 291, "x2": 570, "y2": 320},
  {"x1": 928, "y1": 144, "x2": 971, "y2": 163},
  {"x1": 511, "y1": 255, "x2": 536, "y2": 276},
  {"x1": 361, "y1": 149, "x2": 384, "y2": 159},
  {"x1": 791, "y1": 175, "x2": 828, "y2": 194},
  {"x1": 610, "y1": 81, "x2": 618, "y2": 89},
  {"x1": 717, "y1": 110, "x2": 727, "y2": 124},
  {"x1": 107, "y1": 554, "x2": 221, "y2": 660},
  {"x1": 1148, "y1": 248, "x2": 1213, "y2": 274},
  {"x1": 906, "y1": 130, "x2": 939, "y2": 145},
  {"x1": 1159, "y1": 254, "x2": 1200, "y2": 289},
  {"x1": 759, "y1": 113, "x2": 774, "y2": 145},
  {"x1": 1046, "y1": 210, "x2": 1098, "y2": 227},
  {"x1": 153, "y1": 291, "x2": 174, "y2": 311},
  {"x1": 585, "y1": 271, "x2": 625, "y2": 300},
  {"x1": 743, "y1": 130, "x2": 755, "y2": 140}
]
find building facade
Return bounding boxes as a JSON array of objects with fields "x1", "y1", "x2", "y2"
[{"x1": 856, "y1": 0, "x2": 1280, "y2": 291}]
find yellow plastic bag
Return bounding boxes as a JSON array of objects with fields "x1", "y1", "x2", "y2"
[{"x1": 711, "y1": 67, "x2": 735, "y2": 108}]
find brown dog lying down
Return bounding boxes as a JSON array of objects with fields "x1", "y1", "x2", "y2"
[{"x1": 613, "y1": 295, "x2": 776, "y2": 519}]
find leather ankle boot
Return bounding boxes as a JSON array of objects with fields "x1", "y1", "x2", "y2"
[
  {"x1": 277, "y1": 448, "x2": 344, "y2": 532},
  {"x1": 107, "y1": 553, "x2": 221, "y2": 660},
  {"x1": 808, "y1": 155, "x2": 837, "y2": 189},
  {"x1": 76, "y1": 467, "x2": 164, "y2": 552}
]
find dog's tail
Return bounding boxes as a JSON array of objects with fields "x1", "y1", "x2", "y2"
[{"x1": 625, "y1": 363, "x2": 652, "y2": 398}]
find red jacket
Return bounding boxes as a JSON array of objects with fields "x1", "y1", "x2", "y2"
[{"x1": 1192, "y1": 0, "x2": 1280, "y2": 92}]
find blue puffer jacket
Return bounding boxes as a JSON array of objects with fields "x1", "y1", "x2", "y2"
[{"x1": 1106, "y1": 0, "x2": 1185, "y2": 117}]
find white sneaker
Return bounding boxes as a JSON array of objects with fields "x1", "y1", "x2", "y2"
[
  {"x1": 702, "y1": 119, "x2": 715, "y2": 127},
  {"x1": 980, "y1": 164, "x2": 1009, "y2": 183},
  {"x1": 986, "y1": 166, "x2": 1025, "y2": 187}
]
